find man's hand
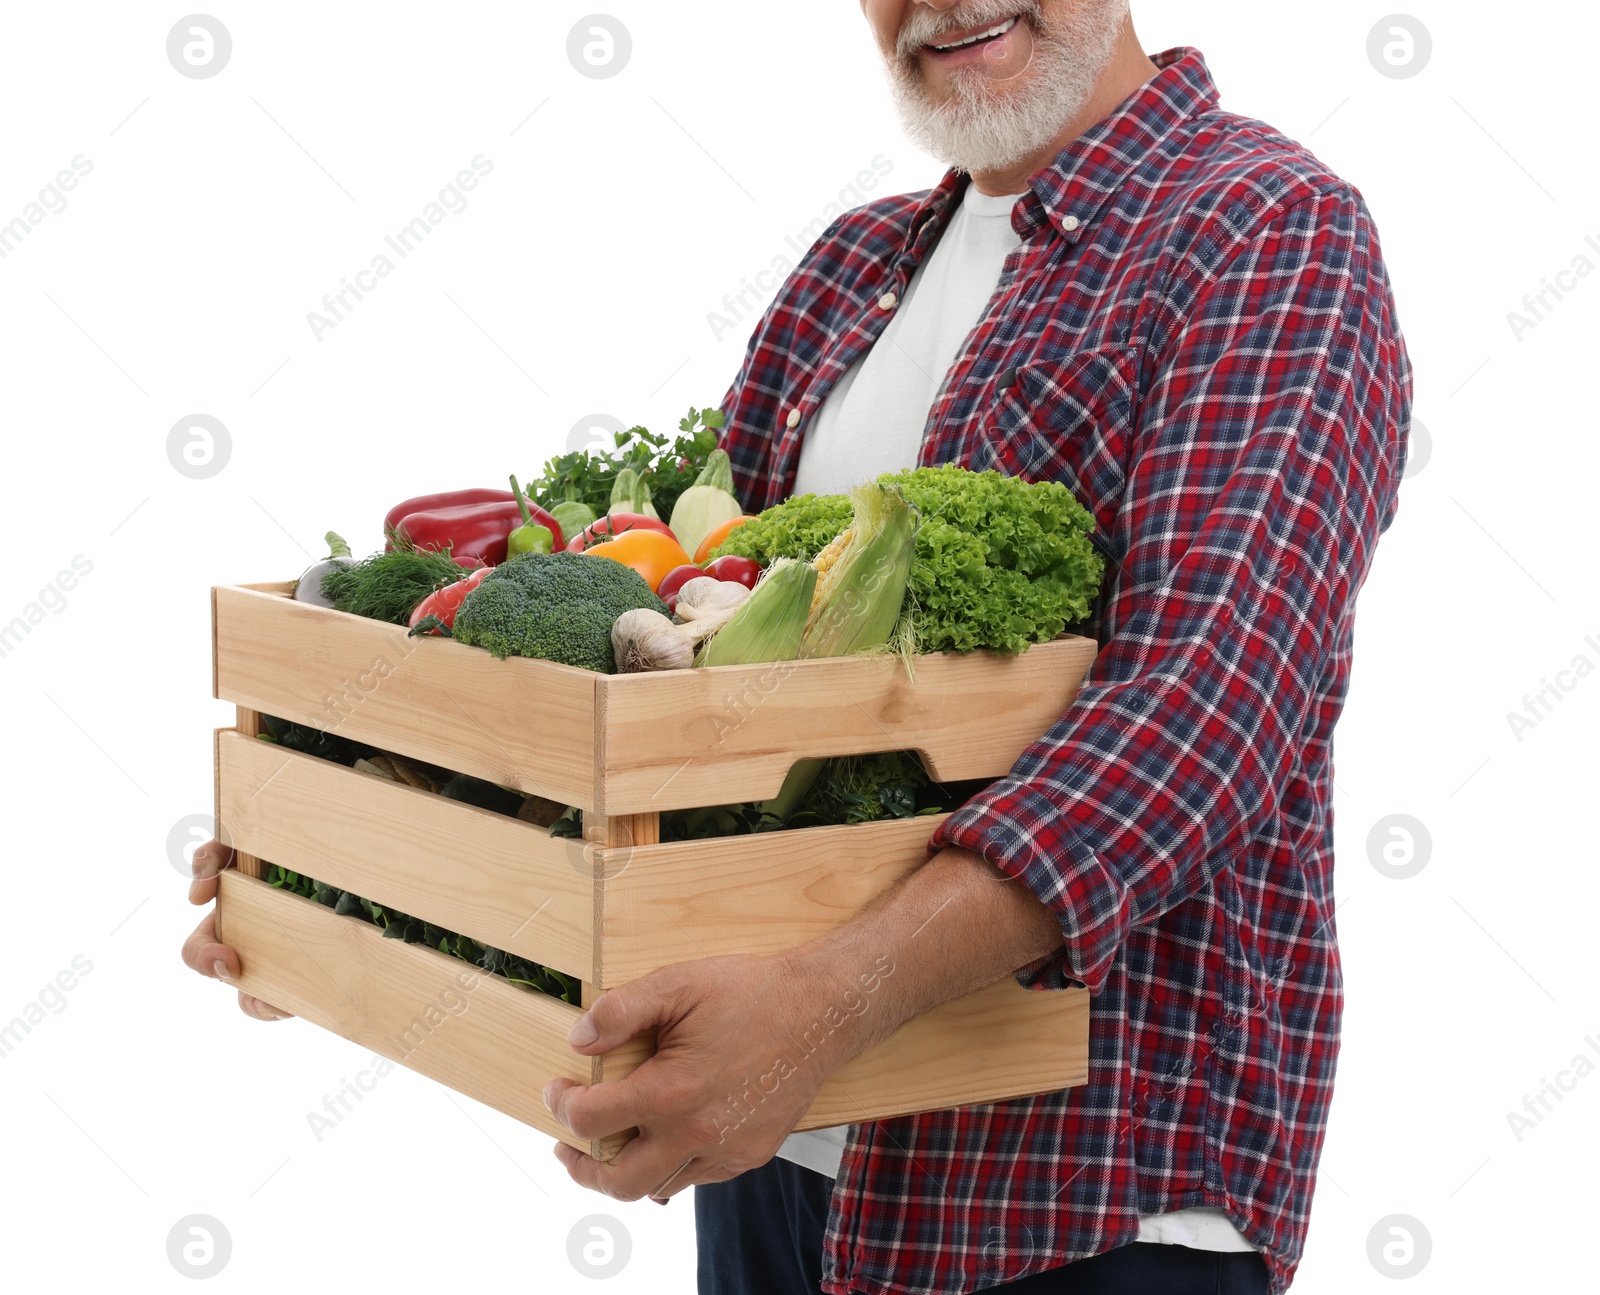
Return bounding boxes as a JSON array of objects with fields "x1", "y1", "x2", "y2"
[
  {"x1": 181, "y1": 840, "x2": 295, "y2": 1022},
  {"x1": 545, "y1": 949, "x2": 864, "y2": 1202},
  {"x1": 546, "y1": 845, "x2": 1064, "y2": 1202}
]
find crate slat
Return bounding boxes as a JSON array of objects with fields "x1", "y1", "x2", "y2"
[
  {"x1": 214, "y1": 583, "x2": 1098, "y2": 815},
  {"x1": 217, "y1": 870, "x2": 649, "y2": 1161},
  {"x1": 601, "y1": 814, "x2": 950, "y2": 984},
  {"x1": 213, "y1": 584, "x2": 599, "y2": 806},
  {"x1": 793, "y1": 975, "x2": 1091, "y2": 1131},
  {"x1": 589, "y1": 637, "x2": 1098, "y2": 815},
  {"x1": 217, "y1": 730, "x2": 595, "y2": 981},
  {"x1": 221, "y1": 869, "x2": 1087, "y2": 1147}
]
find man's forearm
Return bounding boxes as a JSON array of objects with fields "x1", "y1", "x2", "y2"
[{"x1": 783, "y1": 845, "x2": 1065, "y2": 1071}]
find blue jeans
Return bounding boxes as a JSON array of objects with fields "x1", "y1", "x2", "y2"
[{"x1": 695, "y1": 1157, "x2": 1272, "y2": 1295}]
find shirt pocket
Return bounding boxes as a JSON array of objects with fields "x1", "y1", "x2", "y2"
[{"x1": 968, "y1": 346, "x2": 1136, "y2": 542}]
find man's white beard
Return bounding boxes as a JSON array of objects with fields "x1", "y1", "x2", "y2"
[{"x1": 887, "y1": 0, "x2": 1128, "y2": 177}]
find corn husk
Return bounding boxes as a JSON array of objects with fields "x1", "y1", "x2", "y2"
[
  {"x1": 798, "y1": 481, "x2": 916, "y2": 660},
  {"x1": 693, "y1": 558, "x2": 816, "y2": 668},
  {"x1": 756, "y1": 485, "x2": 917, "y2": 819}
]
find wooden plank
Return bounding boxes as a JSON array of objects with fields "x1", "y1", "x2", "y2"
[
  {"x1": 602, "y1": 815, "x2": 950, "y2": 984},
  {"x1": 590, "y1": 635, "x2": 1098, "y2": 815},
  {"x1": 798, "y1": 978, "x2": 1091, "y2": 1130},
  {"x1": 216, "y1": 871, "x2": 650, "y2": 1159},
  {"x1": 227, "y1": 709, "x2": 265, "y2": 879},
  {"x1": 584, "y1": 810, "x2": 659, "y2": 996},
  {"x1": 580, "y1": 812, "x2": 660, "y2": 1157},
  {"x1": 212, "y1": 584, "x2": 599, "y2": 807},
  {"x1": 217, "y1": 730, "x2": 594, "y2": 980}
]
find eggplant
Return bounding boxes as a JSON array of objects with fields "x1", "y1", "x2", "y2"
[{"x1": 294, "y1": 532, "x2": 354, "y2": 606}]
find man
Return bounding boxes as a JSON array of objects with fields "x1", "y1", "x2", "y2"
[{"x1": 184, "y1": 2, "x2": 1410, "y2": 1292}]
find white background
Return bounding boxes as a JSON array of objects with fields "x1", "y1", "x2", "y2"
[{"x1": 0, "y1": 2, "x2": 1594, "y2": 1291}]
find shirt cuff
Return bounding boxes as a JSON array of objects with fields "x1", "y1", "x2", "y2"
[{"x1": 927, "y1": 782, "x2": 1132, "y2": 995}]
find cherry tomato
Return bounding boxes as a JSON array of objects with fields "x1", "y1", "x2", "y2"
[
  {"x1": 656, "y1": 563, "x2": 706, "y2": 615},
  {"x1": 701, "y1": 554, "x2": 762, "y2": 590}
]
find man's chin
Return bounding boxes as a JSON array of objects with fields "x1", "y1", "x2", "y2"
[{"x1": 893, "y1": 87, "x2": 1052, "y2": 176}]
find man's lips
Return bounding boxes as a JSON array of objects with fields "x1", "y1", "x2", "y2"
[{"x1": 920, "y1": 14, "x2": 1023, "y2": 63}]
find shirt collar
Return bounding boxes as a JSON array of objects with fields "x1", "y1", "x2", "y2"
[{"x1": 898, "y1": 46, "x2": 1220, "y2": 258}]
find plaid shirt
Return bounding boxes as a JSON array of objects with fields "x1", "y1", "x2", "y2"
[{"x1": 716, "y1": 48, "x2": 1410, "y2": 1295}]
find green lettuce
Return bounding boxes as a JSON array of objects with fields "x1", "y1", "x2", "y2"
[{"x1": 711, "y1": 465, "x2": 1104, "y2": 655}]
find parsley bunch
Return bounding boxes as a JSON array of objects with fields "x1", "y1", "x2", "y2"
[{"x1": 527, "y1": 407, "x2": 727, "y2": 522}]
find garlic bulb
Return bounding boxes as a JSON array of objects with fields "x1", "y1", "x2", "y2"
[
  {"x1": 612, "y1": 593, "x2": 751, "y2": 672},
  {"x1": 613, "y1": 608, "x2": 694, "y2": 673},
  {"x1": 676, "y1": 577, "x2": 751, "y2": 621}
]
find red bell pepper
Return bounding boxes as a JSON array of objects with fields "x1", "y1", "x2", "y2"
[
  {"x1": 566, "y1": 512, "x2": 675, "y2": 552},
  {"x1": 392, "y1": 501, "x2": 522, "y2": 567},
  {"x1": 408, "y1": 566, "x2": 492, "y2": 634},
  {"x1": 384, "y1": 489, "x2": 513, "y2": 539},
  {"x1": 391, "y1": 500, "x2": 565, "y2": 567}
]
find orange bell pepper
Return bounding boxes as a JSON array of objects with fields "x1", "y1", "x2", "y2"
[
  {"x1": 694, "y1": 514, "x2": 755, "y2": 563},
  {"x1": 583, "y1": 529, "x2": 693, "y2": 593}
]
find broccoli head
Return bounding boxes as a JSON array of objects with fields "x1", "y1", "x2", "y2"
[{"x1": 453, "y1": 550, "x2": 668, "y2": 671}]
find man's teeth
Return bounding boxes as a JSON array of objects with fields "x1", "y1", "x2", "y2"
[{"x1": 930, "y1": 16, "x2": 1017, "y2": 52}]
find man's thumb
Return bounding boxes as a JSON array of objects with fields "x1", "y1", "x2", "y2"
[{"x1": 566, "y1": 978, "x2": 669, "y2": 1053}]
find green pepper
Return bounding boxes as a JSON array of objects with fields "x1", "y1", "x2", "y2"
[
  {"x1": 508, "y1": 522, "x2": 552, "y2": 556},
  {"x1": 508, "y1": 475, "x2": 556, "y2": 556}
]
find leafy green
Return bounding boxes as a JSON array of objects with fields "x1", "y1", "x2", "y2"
[
  {"x1": 452, "y1": 550, "x2": 668, "y2": 671},
  {"x1": 711, "y1": 466, "x2": 1104, "y2": 655},
  {"x1": 709, "y1": 492, "x2": 854, "y2": 564},
  {"x1": 319, "y1": 548, "x2": 465, "y2": 626},
  {"x1": 785, "y1": 751, "x2": 985, "y2": 828},
  {"x1": 526, "y1": 407, "x2": 727, "y2": 523}
]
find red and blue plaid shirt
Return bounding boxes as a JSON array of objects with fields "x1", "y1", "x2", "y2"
[{"x1": 717, "y1": 48, "x2": 1410, "y2": 1295}]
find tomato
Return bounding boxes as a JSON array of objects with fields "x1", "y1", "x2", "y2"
[
  {"x1": 408, "y1": 566, "x2": 492, "y2": 633},
  {"x1": 701, "y1": 554, "x2": 762, "y2": 590},
  {"x1": 693, "y1": 514, "x2": 755, "y2": 563},
  {"x1": 655, "y1": 563, "x2": 705, "y2": 615},
  {"x1": 583, "y1": 530, "x2": 693, "y2": 594},
  {"x1": 567, "y1": 512, "x2": 676, "y2": 553}
]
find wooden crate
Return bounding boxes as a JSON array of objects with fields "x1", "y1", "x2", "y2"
[{"x1": 212, "y1": 582, "x2": 1097, "y2": 1161}]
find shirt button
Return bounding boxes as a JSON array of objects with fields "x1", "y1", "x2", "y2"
[
  {"x1": 785, "y1": 408, "x2": 801, "y2": 429},
  {"x1": 1062, "y1": 215, "x2": 1081, "y2": 232},
  {"x1": 878, "y1": 291, "x2": 898, "y2": 310}
]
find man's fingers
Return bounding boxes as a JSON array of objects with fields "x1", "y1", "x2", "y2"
[
  {"x1": 238, "y1": 992, "x2": 293, "y2": 1022},
  {"x1": 568, "y1": 975, "x2": 675, "y2": 1054},
  {"x1": 180, "y1": 912, "x2": 247, "y2": 990},
  {"x1": 544, "y1": 1073, "x2": 664, "y2": 1143},
  {"x1": 554, "y1": 1141, "x2": 613, "y2": 1196},
  {"x1": 180, "y1": 911, "x2": 229, "y2": 977},
  {"x1": 181, "y1": 877, "x2": 295, "y2": 1020},
  {"x1": 552, "y1": 1134, "x2": 704, "y2": 1203},
  {"x1": 188, "y1": 839, "x2": 234, "y2": 906}
]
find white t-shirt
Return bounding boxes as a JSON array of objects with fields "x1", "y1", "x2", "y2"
[
  {"x1": 791, "y1": 184, "x2": 1024, "y2": 495},
  {"x1": 775, "y1": 180, "x2": 1256, "y2": 1255}
]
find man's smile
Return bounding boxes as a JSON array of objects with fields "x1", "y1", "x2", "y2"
[{"x1": 921, "y1": 13, "x2": 1026, "y2": 66}]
